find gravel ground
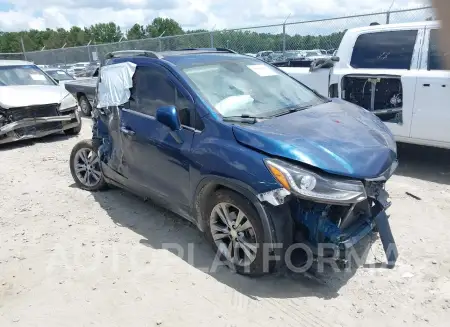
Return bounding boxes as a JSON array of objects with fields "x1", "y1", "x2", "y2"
[{"x1": 1, "y1": 117, "x2": 450, "y2": 327}]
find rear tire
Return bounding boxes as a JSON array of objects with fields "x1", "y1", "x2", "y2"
[
  {"x1": 69, "y1": 139, "x2": 107, "y2": 191},
  {"x1": 79, "y1": 95, "x2": 92, "y2": 116},
  {"x1": 204, "y1": 189, "x2": 271, "y2": 276}
]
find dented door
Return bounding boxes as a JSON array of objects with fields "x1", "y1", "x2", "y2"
[{"x1": 116, "y1": 63, "x2": 196, "y2": 207}]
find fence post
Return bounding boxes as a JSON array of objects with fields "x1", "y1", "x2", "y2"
[
  {"x1": 210, "y1": 32, "x2": 214, "y2": 48},
  {"x1": 87, "y1": 40, "x2": 92, "y2": 62},
  {"x1": 386, "y1": 12, "x2": 391, "y2": 24},
  {"x1": 61, "y1": 43, "x2": 67, "y2": 66},
  {"x1": 283, "y1": 14, "x2": 290, "y2": 55},
  {"x1": 20, "y1": 37, "x2": 27, "y2": 60}
]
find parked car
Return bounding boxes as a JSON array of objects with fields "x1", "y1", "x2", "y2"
[
  {"x1": 76, "y1": 62, "x2": 99, "y2": 78},
  {"x1": 72, "y1": 62, "x2": 91, "y2": 77},
  {"x1": 64, "y1": 67, "x2": 99, "y2": 116},
  {"x1": 43, "y1": 68, "x2": 76, "y2": 83},
  {"x1": 69, "y1": 49, "x2": 398, "y2": 276},
  {"x1": 0, "y1": 60, "x2": 81, "y2": 145},
  {"x1": 255, "y1": 51, "x2": 274, "y2": 62},
  {"x1": 280, "y1": 21, "x2": 450, "y2": 150}
]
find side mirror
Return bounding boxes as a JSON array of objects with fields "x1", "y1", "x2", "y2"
[
  {"x1": 331, "y1": 56, "x2": 340, "y2": 62},
  {"x1": 156, "y1": 106, "x2": 181, "y2": 131}
]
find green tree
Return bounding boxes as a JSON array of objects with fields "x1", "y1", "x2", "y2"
[
  {"x1": 145, "y1": 17, "x2": 184, "y2": 37},
  {"x1": 127, "y1": 23, "x2": 145, "y2": 40},
  {"x1": 89, "y1": 22, "x2": 123, "y2": 44}
]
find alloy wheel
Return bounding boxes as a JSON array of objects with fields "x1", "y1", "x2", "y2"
[
  {"x1": 73, "y1": 147, "x2": 102, "y2": 187},
  {"x1": 210, "y1": 202, "x2": 258, "y2": 266},
  {"x1": 80, "y1": 98, "x2": 90, "y2": 115}
]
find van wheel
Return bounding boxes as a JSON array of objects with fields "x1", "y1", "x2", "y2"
[
  {"x1": 69, "y1": 139, "x2": 106, "y2": 191},
  {"x1": 79, "y1": 95, "x2": 92, "y2": 116},
  {"x1": 204, "y1": 189, "x2": 269, "y2": 276}
]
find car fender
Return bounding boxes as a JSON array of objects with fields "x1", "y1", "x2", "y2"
[{"x1": 193, "y1": 175, "x2": 293, "y2": 258}]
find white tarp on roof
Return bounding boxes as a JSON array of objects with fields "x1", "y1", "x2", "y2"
[{"x1": 96, "y1": 61, "x2": 136, "y2": 108}]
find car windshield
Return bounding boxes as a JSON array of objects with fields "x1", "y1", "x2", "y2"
[
  {"x1": 45, "y1": 70, "x2": 74, "y2": 81},
  {"x1": 181, "y1": 57, "x2": 325, "y2": 118},
  {"x1": 0, "y1": 65, "x2": 56, "y2": 86}
]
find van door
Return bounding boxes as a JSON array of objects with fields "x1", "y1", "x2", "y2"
[{"x1": 410, "y1": 28, "x2": 450, "y2": 145}]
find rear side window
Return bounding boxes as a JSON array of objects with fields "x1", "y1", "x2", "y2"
[
  {"x1": 350, "y1": 30, "x2": 418, "y2": 69},
  {"x1": 428, "y1": 29, "x2": 446, "y2": 70},
  {"x1": 129, "y1": 65, "x2": 195, "y2": 127}
]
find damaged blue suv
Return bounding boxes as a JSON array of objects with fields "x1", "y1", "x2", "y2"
[{"x1": 70, "y1": 49, "x2": 398, "y2": 276}]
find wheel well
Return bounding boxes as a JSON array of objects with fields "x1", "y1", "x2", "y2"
[
  {"x1": 77, "y1": 93, "x2": 86, "y2": 100},
  {"x1": 195, "y1": 182, "x2": 256, "y2": 231}
]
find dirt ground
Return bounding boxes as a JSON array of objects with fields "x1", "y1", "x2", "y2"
[{"x1": 1, "y1": 117, "x2": 450, "y2": 327}]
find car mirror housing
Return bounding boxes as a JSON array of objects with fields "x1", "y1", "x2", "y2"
[{"x1": 156, "y1": 105, "x2": 182, "y2": 131}]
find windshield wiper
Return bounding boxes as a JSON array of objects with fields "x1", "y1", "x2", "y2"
[
  {"x1": 271, "y1": 105, "x2": 312, "y2": 117},
  {"x1": 222, "y1": 114, "x2": 263, "y2": 124}
]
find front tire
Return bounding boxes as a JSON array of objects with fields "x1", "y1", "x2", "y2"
[
  {"x1": 79, "y1": 95, "x2": 92, "y2": 116},
  {"x1": 69, "y1": 139, "x2": 106, "y2": 191},
  {"x1": 204, "y1": 189, "x2": 270, "y2": 276}
]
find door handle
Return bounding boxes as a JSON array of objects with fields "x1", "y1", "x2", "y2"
[
  {"x1": 423, "y1": 83, "x2": 430, "y2": 87},
  {"x1": 120, "y1": 126, "x2": 136, "y2": 136}
]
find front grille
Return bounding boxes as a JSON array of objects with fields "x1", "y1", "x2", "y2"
[{"x1": 7, "y1": 104, "x2": 59, "y2": 121}]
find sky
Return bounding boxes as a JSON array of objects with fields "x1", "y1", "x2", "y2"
[{"x1": 0, "y1": 0, "x2": 429, "y2": 32}]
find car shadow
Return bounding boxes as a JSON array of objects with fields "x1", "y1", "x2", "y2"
[
  {"x1": 395, "y1": 143, "x2": 450, "y2": 185},
  {"x1": 0, "y1": 133, "x2": 75, "y2": 151},
  {"x1": 91, "y1": 188, "x2": 376, "y2": 300}
]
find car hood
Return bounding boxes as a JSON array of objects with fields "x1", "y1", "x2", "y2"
[
  {"x1": 0, "y1": 85, "x2": 70, "y2": 109},
  {"x1": 232, "y1": 99, "x2": 397, "y2": 179}
]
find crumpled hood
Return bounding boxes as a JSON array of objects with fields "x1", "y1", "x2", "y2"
[
  {"x1": 0, "y1": 85, "x2": 70, "y2": 109},
  {"x1": 232, "y1": 99, "x2": 397, "y2": 179}
]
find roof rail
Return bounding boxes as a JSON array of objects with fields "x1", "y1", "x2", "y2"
[
  {"x1": 176, "y1": 47, "x2": 238, "y2": 54},
  {"x1": 104, "y1": 50, "x2": 160, "y2": 60}
]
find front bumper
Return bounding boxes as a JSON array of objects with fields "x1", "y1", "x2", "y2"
[
  {"x1": 289, "y1": 189, "x2": 398, "y2": 267},
  {"x1": 0, "y1": 110, "x2": 80, "y2": 145}
]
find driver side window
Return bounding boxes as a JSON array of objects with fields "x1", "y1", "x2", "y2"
[{"x1": 129, "y1": 65, "x2": 194, "y2": 127}]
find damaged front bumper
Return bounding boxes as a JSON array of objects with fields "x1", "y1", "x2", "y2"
[
  {"x1": 0, "y1": 110, "x2": 80, "y2": 144},
  {"x1": 258, "y1": 184, "x2": 398, "y2": 268}
]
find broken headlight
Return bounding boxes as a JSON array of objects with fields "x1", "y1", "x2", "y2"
[
  {"x1": 264, "y1": 158, "x2": 367, "y2": 204},
  {"x1": 59, "y1": 94, "x2": 78, "y2": 112}
]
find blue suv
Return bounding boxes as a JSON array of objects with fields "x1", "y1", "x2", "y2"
[{"x1": 70, "y1": 49, "x2": 398, "y2": 276}]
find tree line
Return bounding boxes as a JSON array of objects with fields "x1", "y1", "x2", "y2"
[{"x1": 0, "y1": 17, "x2": 345, "y2": 55}]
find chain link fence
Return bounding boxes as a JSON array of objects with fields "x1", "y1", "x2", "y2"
[{"x1": 1, "y1": 6, "x2": 434, "y2": 65}]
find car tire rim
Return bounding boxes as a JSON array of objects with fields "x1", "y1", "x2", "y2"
[
  {"x1": 210, "y1": 202, "x2": 258, "y2": 266},
  {"x1": 80, "y1": 99, "x2": 89, "y2": 114},
  {"x1": 73, "y1": 147, "x2": 102, "y2": 187}
]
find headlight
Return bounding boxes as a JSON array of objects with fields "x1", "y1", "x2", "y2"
[
  {"x1": 264, "y1": 158, "x2": 367, "y2": 204},
  {"x1": 59, "y1": 94, "x2": 78, "y2": 111}
]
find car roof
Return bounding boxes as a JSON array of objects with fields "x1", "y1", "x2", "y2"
[
  {"x1": 106, "y1": 48, "x2": 235, "y2": 58},
  {"x1": 105, "y1": 48, "x2": 247, "y2": 67},
  {"x1": 0, "y1": 60, "x2": 35, "y2": 66},
  {"x1": 349, "y1": 20, "x2": 439, "y2": 34}
]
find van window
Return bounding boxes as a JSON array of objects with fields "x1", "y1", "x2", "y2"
[
  {"x1": 350, "y1": 30, "x2": 418, "y2": 69},
  {"x1": 428, "y1": 29, "x2": 446, "y2": 70}
]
